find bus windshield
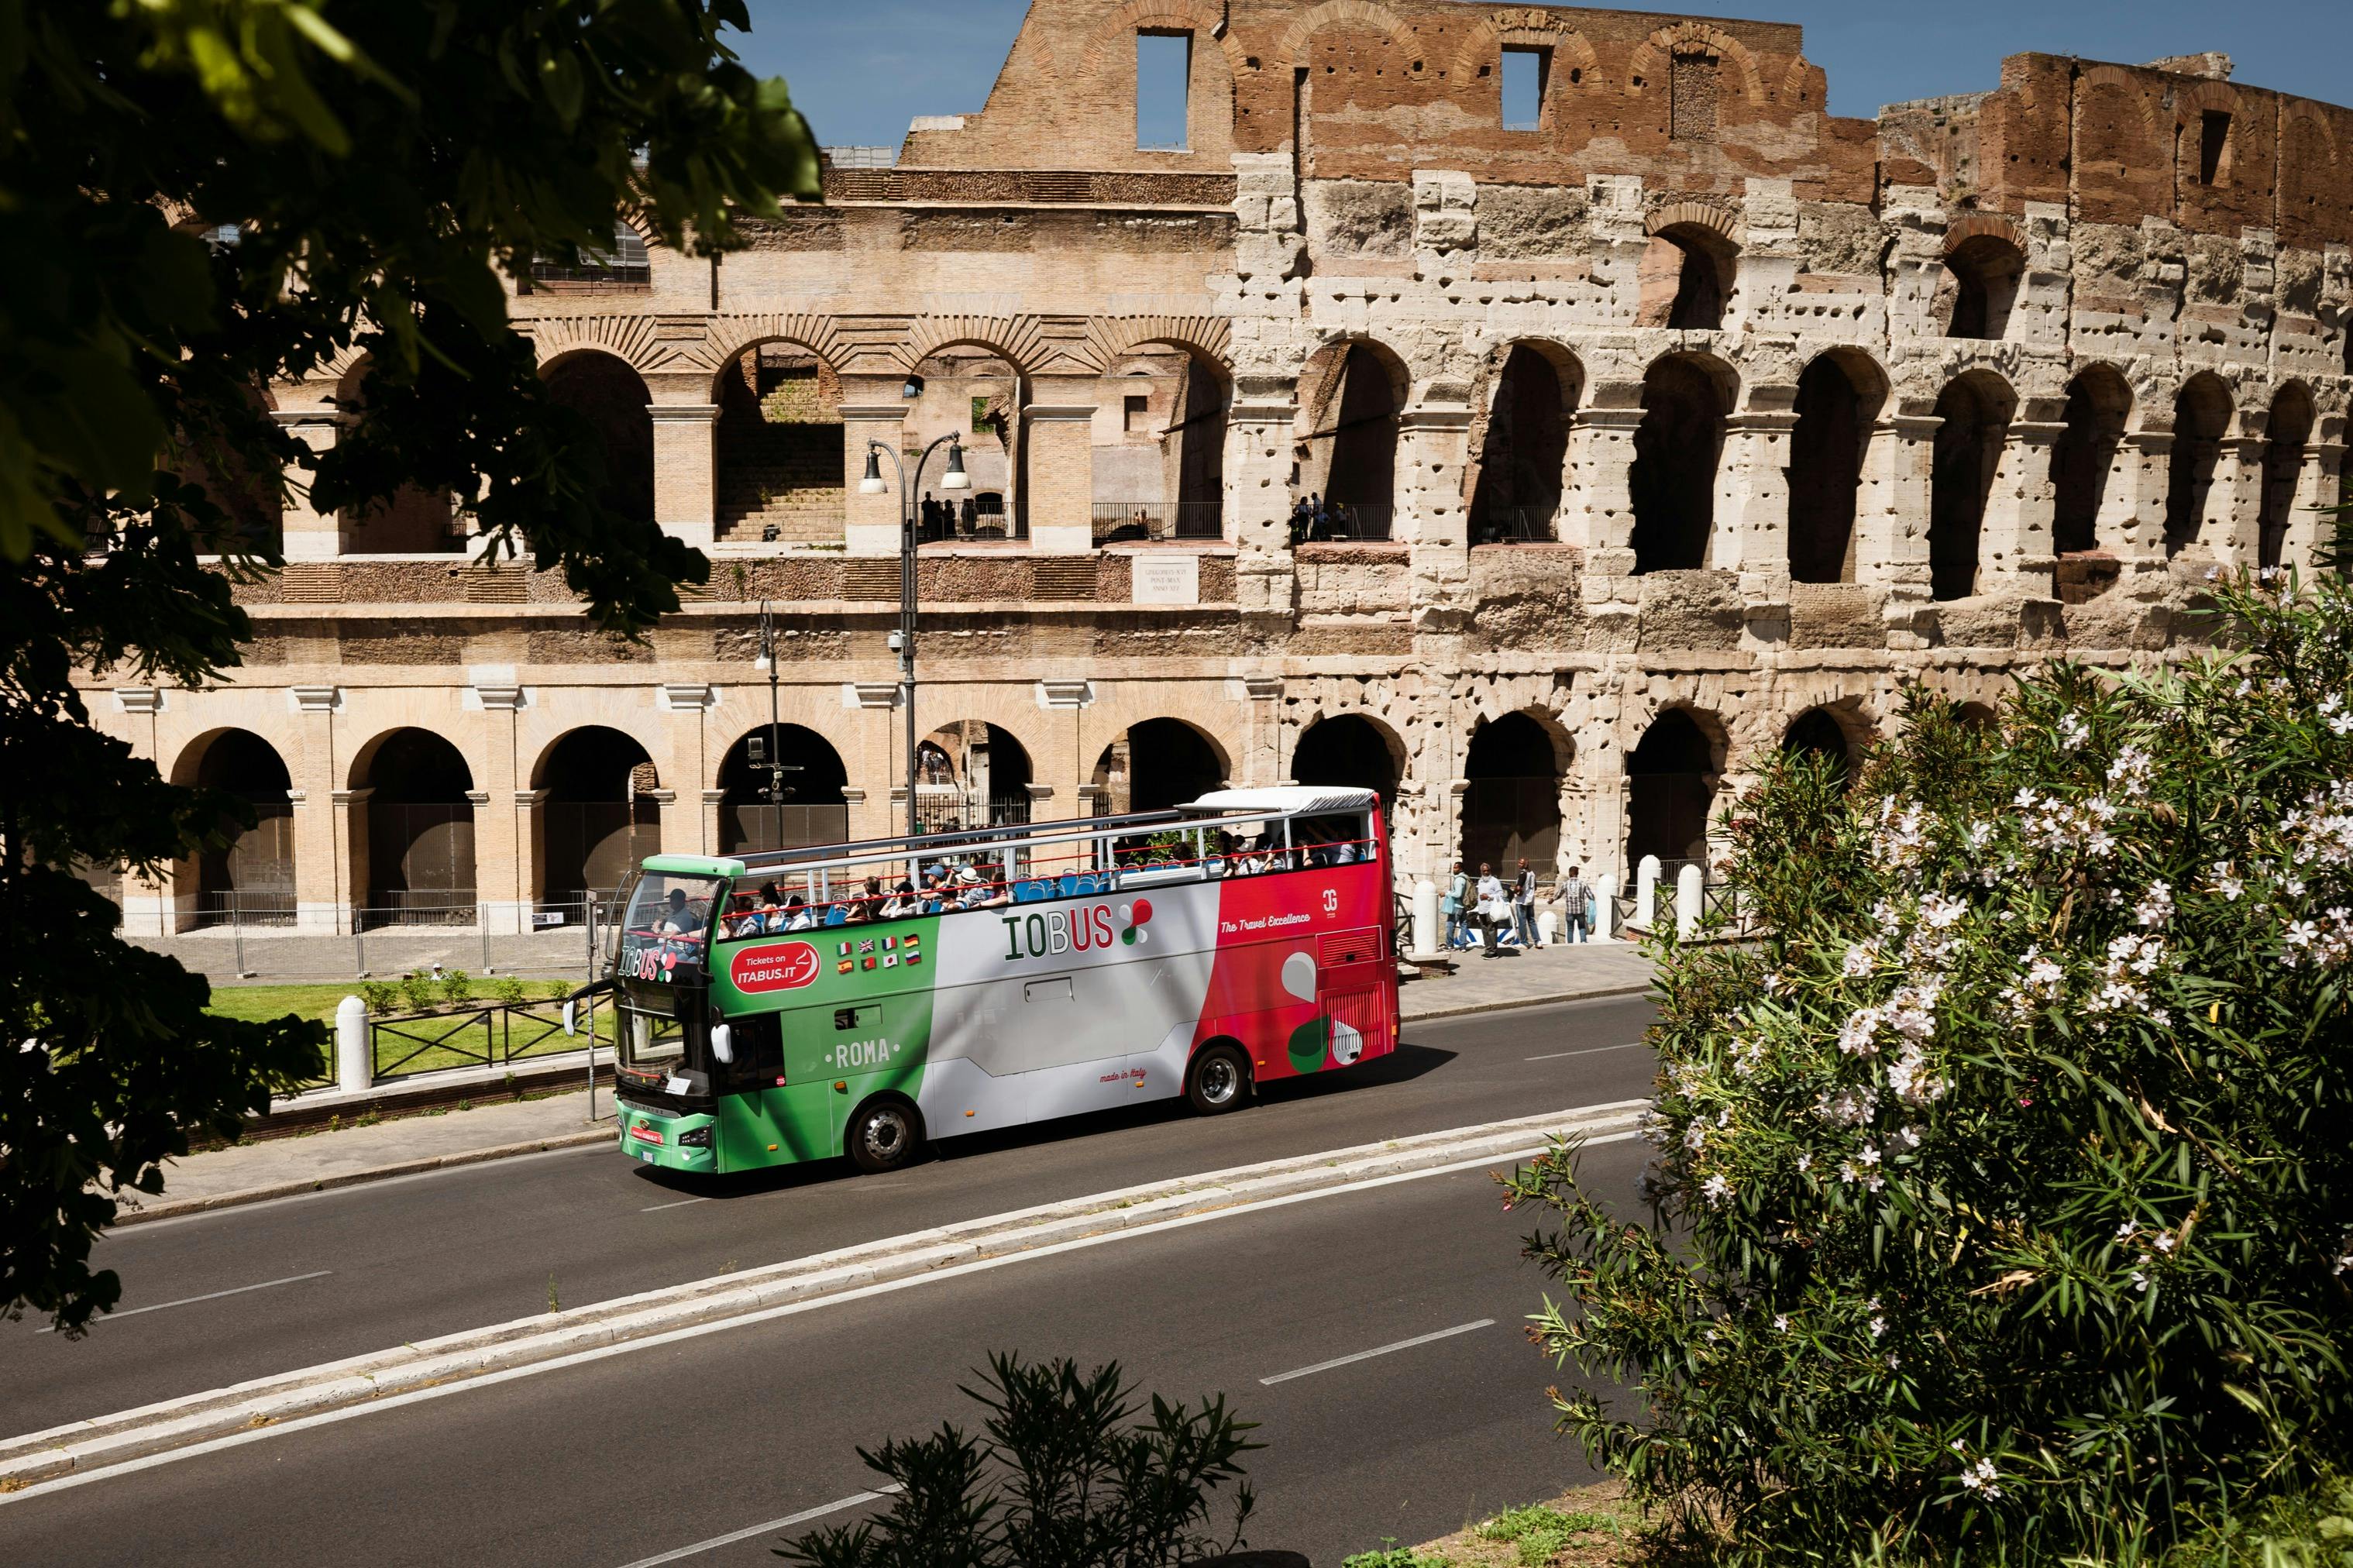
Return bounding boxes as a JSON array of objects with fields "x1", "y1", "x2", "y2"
[{"x1": 617, "y1": 872, "x2": 724, "y2": 983}]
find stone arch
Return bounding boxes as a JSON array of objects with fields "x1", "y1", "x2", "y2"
[
  {"x1": 2258, "y1": 380, "x2": 2315, "y2": 570},
  {"x1": 1076, "y1": 0, "x2": 1249, "y2": 80},
  {"x1": 1630, "y1": 350, "x2": 1736, "y2": 573},
  {"x1": 1082, "y1": 315, "x2": 1233, "y2": 376},
  {"x1": 1929, "y1": 369, "x2": 2015, "y2": 600},
  {"x1": 1624, "y1": 22, "x2": 1767, "y2": 108},
  {"x1": 1288, "y1": 710, "x2": 1405, "y2": 809},
  {"x1": 1448, "y1": 16, "x2": 1601, "y2": 91},
  {"x1": 1271, "y1": 0, "x2": 1412, "y2": 64},
  {"x1": 707, "y1": 331, "x2": 848, "y2": 544},
  {"x1": 1638, "y1": 211, "x2": 1739, "y2": 330},
  {"x1": 1091, "y1": 717, "x2": 1230, "y2": 815},
  {"x1": 170, "y1": 728, "x2": 296, "y2": 925},
  {"x1": 914, "y1": 720, "x2": 1037, "y2": 830},
  {"x1": 1624, "y1": 706, "x2": 1723, "y2": 872},
  {"x1": 1939, "y1": 229, "x2": 2026, "y2": 341},
  {"x1": 1296, "y1": 335, "x2": 1409, "y2": 537},
  {"x1": 1787, "y1": 348, "x2": 1888, "y2": 584},
  {"x1": 2050, "y1": 363, "x2": 2134, "y2": 583},
  {"x1": 2164, "y1": 370, "x2": 2234, "y2": 559},
  {"x1": 349, "y1": 727, "x2": 477, "y2": 919},
  {"x1": 1781, "y1": 704, "x2": 1863, "y2": 791},
  {"x1": 329, "y1": 353, "x2": 460, "y2": 555},
  {"x1": 903, "y1": 338, "x2": 1028, "y2": 538},
  {"x1": 1467, "y1": 340, "x2": 1581, "y2": 543},
  {"x1": 692, "y1": 314, "x2": 853, "y2": 383},
  {"x1": 893, "y1": 317, "x2": 1051, "y2": 379},
  {"x1": 525, "y1": 314, "x2": 673, "y2": 376},
  {"x1": 531, "y1": 726, "x2": 662, "y2": 909},
  {"x1": 1099, "y1": 333, "x2": 1233, "y2": 538},
  {"x1": 542, "y1": 349, "x2": 655, "y2": 527},
  {"x1": 1460, "y1": 709, "x2": 1568, "y2": 875},
  {"x1": 717, "y1": 722, "x2": 851, "y2": 853}
]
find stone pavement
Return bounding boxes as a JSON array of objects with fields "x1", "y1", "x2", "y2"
[{"x1": 129, "y1": 940, "x2": 1658, "y2": 1222}]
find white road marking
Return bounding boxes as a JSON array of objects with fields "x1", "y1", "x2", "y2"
[
  {"x1": 105, "y1": 1144, "x2": 607, "y2": 1237},
  {"x1": 1524, "y1": 1041, "x2": 1647, "y2": 1062},
  {"x1": 614, "y1": 1485, "x2": 904, "y2": 1567},
  {"x1": 39, "y1": 1271, "x2": 332, "y2": 1332},
  {"x1": 1258, "y1": 1319, "x2": 1495, "y2": 1385},
  {"x1": 0, "y1": 1130, "x2": 1637, "y2": 1503},
  {"x1": 639, "y1": 1196, "x2": 710, "y2": 1212}
]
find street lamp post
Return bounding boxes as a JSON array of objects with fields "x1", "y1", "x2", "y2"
[
  {"x1": 859, "y1": 433, "x2": 968, "y2": 839},
  {"x1": 750, "y1": 600, "x2": 800, "y2": 848}
]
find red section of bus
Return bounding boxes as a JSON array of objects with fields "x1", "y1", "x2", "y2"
[{"x1": 1185, "y1": 849, "x2": 1398, "y2": 1083}]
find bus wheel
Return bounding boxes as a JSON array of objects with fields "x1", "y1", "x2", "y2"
[
  {"x1": 846, "y1": 1099, "x2": 923, "y2": 1174},
  {"x1": 1186, "y1": 1045, "x2": 1250, "y2": 1116}
]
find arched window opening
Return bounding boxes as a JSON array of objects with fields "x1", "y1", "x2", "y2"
[
  {"x1": 1787, "y1": 355, "x2": 1877, "y2": 584},
  {"x1": 543, "y1": 353, "x2": 655, "y2": 526},
  {"x1": 1291, "y1": 714, "x2": 1399, "y2": 811},
  {"x1": 1089, "y1": 719, "x2": 1226, "y2": 815},
  {"x1": 170, "y1": 383, "x2": 284, "y2": 555},
  {"x1": 912, "y1": 722, "x2": 1034, "y2": 831},
  {"x1": 2050, "y1": 366, "x2": 2131, "y2": 602},
  {"x1": 1942, "y1": 235, "x2": 2025, "y2": 341},
  {"x1": 335, "y1": 359, "x2": 461, "y2": 554},
  {"x1": 535, "y1": 727, "x2": 659, "y2": 919},
  {"x1": 1781, "y1": 707, "x2": 1856, "y2": 793},
  {"x1": 356, "y1": 729, "x2": 476, "y2": 925},
  {"x1": 2258, "y1": 383, "x2": 2313, "y2": 571},
  {"x1": 714, "y1": 342, "x2": 848, "y2": 544},
  {"x1": 1929, "y1": 375, "x2": 2011, "y2": 601},
  {"x1": 1631, "y1": 356, "x2": 1729, "y2": 573},
  {"x1": 1625, "y1": 710, "x2": 1715, "y2": 872},
  {"x1": 1468, "y1": 346, "x2": 1574, "y2": 545},
  {"x1": 1636, "y1": 225, "x2": 1736, "y2": 331},
  {"x1": 1460, "y1": 713, "x2": 1563, "y2": 874},
  {"x1": 2165, "y1": 373, "x2": 2232, "y2": 559},
  {"x1": 901, "y1": 346, "x2": 1024, "y2": 540},
  {"x1": 718, "y1": 724, "x2": 849, "y2": 853},
  {"x1": 1091, "y1": 346, "x2": 1227, "y2": 544},
  {"x1": 1295, "y1": 342, "x2": 1402, "y2": 541},
  {"x1": 179, "y1": 731, "x2": 295, "y2": 927}
]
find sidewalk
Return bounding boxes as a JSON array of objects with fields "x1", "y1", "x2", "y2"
[{"x1": 127, "y1": 940, "x2": 1657, "y2": 1223}]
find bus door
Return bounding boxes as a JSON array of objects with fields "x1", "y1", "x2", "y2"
[{"x1": 1316, "y1": 925, "x2": 1391, "y2": 1066}]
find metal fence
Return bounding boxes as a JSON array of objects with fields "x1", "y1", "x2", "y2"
[
  {"x1": 356, "y1": 892, "x2": 480, "y2": 930},
  {"x1": 910, "y1": 792, "x2": 1034, "y2": 834},
  {"x1": 366, "y1": 999, "x2": 600, "y2": 1084},
  {"x1": 1090, "y1": 502, "x2": 1224, "y2": 544},
  {"x1": 189, "y1": 890, "x2": 297, "y2": 928},
  {"x1": 1291, "y1": 504, "x2": 1393, "y2": 542},
  {"x1": 1471, "y1": 506, "x2": 1557, "y2": 545}
]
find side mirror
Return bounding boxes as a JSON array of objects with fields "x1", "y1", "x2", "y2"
[
  {"x1": 562, "y1": 1001, "x2": 576, "y2": 1037},
  {"x1": 710, "y1": 1023, "x2": 734, "y2": 1066}
]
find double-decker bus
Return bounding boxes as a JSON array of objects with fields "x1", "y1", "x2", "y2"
[{"x1": 580, "y1": 787, "x2": 1397, "y2": 1175}]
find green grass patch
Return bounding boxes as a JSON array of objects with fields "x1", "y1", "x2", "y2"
[
  {"x1": 203, "y1": 982, "x2": 360, "y2": 1029},
  {"x1": 1475, "y1": 1505, "x2": 1618, "y2": 1567}
]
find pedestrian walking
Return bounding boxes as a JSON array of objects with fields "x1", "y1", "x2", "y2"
[
  {"x1": 1513, "y1": 858, "x2": 1538, "y2": 948},
  {"x1": 1441, "y1": 858, "x2": 1467, "y2": 951},
  {"x1": 1473, "y1": 862, "x2": 1510, "y2": 958},
  {"x1": 1559, "y1": 864, "x2": 1590, "y2": 944}
]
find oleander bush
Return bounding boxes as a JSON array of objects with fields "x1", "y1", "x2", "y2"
[{"x1": 1506, "y1": 566, "x2": 2353, "y2": 1563}]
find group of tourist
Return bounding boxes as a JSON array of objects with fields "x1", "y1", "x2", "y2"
[
  {"x1": 717, "y1": 857, "x2": 1019, "y2": 938},
  {"x1": 1285, "y1": 492, "x2": 1367, "y2": 545},
  {"x1": 1440, "y1": 858, "x2": 1594, "y2": 957},
  {"x1": 919, "y1": 493, "x2": 982, "y2": 538}
]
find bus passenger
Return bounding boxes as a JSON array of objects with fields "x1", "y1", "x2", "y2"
[
  {"x1": 659, "y1": 886, "x2": 700, "y2": 935},
  {"x1": 783, "y1": 893, "x2": 813, "y2": 932}
]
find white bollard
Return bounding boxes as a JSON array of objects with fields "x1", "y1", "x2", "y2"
[
  {"x1": 1677, "y1": 863, "x2": 1703, "y2": 942},
  {"x1": 1536, "y1": 909, "x2": 1557, "y2": 947},
  {"x1": 1635, "y1": 854, "x2": 1661, "y2": 929},
  {"x1": 1411, "y1": 877, "x2": 1440, "y2": 957},
  {"x1": 335, "y1": 995, "x2": 371, "y2": 1095}
]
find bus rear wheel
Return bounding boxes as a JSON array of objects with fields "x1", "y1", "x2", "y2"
[
  {"x1": 846, "y1": 1099, "x2": 923, "y2": 1174},
  {"x1": 1186, "y1": 1045, "x2": 1250, "y2": 1116}
]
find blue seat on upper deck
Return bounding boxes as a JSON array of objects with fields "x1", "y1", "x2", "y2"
[{"x1": 824, "y1": 906, "x2": 848, "y2": 927}]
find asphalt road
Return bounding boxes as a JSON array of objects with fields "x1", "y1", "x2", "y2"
[
  {"x1": 2, "y1": 994, "x2": 1656, "y2": 1442},
  {"x1": 0, "y1": 1136, "x2": 1652, "y2": 1568}
]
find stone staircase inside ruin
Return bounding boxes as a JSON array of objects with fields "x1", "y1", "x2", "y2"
[{"x1": 716, "y1": 418, "x2": 845, "y2": 543}]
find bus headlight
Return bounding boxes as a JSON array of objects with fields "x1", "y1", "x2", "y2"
[{"x1": 676, "y1": 1126, "x2": 714, "y2": 1148}]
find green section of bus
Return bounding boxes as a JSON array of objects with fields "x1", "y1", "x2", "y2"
[{"x1": 644, "y1": 852, "x2": 748, "y2": 879}]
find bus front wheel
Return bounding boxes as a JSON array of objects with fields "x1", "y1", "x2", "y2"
[
  {"x1": 1186, "y1": 1045, "x2": 1251, "y2": 1116},
  {"x1": 846, "y1": 1099, "x2": 924, "y2": 1174}
]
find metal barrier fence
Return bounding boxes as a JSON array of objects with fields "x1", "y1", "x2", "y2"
[
  {"x1": 189, "y1": 890, "x2": 297, "y2": 928},
  {"x1": 1290, "y1": 504, "x2": 1393, "y2": 542},
  {"x1": 1471, "y1": 506, "x2": 1557, "y2": 545},
  {"x1": 366, "y1": 1000, "x2": 602, "y2": 1084},
  {"x1": 1090, "y1": 502, "x2": 1224, "y2": 544}
]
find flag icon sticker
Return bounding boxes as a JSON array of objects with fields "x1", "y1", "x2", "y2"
[
  {"x1": 858, "y1": 938, "x2": 875, "y2": 954},
  {"x1": 881, "y1": 935, "x2": 896, "y2": 950},
  {"x1": 861, "y1": 956, "x2": 877, "y2": 970},
  {"x1": 836, "y1": 941, "x2": 851, "y2": 957},
  {"x1": 882, "y1": 954, "x2": 900, "y2": 968},
  {"x1": 903, "y1": 934, "x2": 921, "y2": 950},
  {"x1": 906, "y1": 951, "x2": 924, "y2": 965},
  {"x1": 836, "y1": 959, "x2": 855, "y2": 974}
]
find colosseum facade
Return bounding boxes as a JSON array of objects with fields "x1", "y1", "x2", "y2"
[{"x1": 97, "y1": 0, "x2": 2353, "y2": 937}]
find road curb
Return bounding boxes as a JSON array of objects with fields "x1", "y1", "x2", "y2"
[
  {"x1": 120, "y1": 986, "x2": 1655, "y2": 1226},
  {"x1": 115, "y1": 1129, "x2": 615, "y2": 1226},
  {"x1": 1400, "y1": 980, "x2": 1653, "y2": 1025},
  {"x1": 0, "y1": 1102, "x2": 1644, "y2": 1494}
]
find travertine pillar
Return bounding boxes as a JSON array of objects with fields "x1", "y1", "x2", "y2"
[
  {"x1": 1562, "y1": 407, "x2": 1641, "y2": 552},
  {"x1": 1395, "y1": 407, "x2": 1471, "y2": 548},
  {"x1": 1714, "y1": 411, "x2": 1797, "y2": 573},
  {"x1": 1022, "y1": 393, "x2": 1097, "y2": 554},
  {"x1": 277, "y1": 410, "x2": 342, "y2": 562},
  {"x1": 1877, "y1": 414, "x2": 1940, "y2": 607},
  {"x1": 1224, "y1": 388, "x2": 1297, "y2": 622},
  {"x1": 333, "y1": 786, "x2": 373, "y2": 927},
  {"x1": 2115, "y1": 429, "x2": 2177, "y2": 591},
  {"x1": 287, "y1": 684, "x2": 345, "y2": 931},
  {"x1": 2286, "y1": 440, "x2": 2347, "y2": 573},
  {"x1": 1981, "y1": 418, "x2": 2063, "y2": 597},
  {"x1": 1853, "y1": 418, "x2": 1906, "y2": 587},
  {"x1": 649, "y1": 403, "x2": 718, "y2": 552},
  {"x1": 471, "y1": 689, "x2": 526, "y2": 934},
  {"x1": 838, "y1": 400, "x2": 908, "y2": 556},
  {"x1": 2207, "y1": 435, "x2": 2268, "y2": 567}
]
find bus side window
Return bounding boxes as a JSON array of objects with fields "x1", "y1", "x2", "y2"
[{"x1": 725, "y1": 1013, "x2": 784, "y2": 1081}]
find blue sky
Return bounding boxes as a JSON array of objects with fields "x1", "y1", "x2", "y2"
[{"x1": 744, "y1": 1, "x2": 2333, "y2": 151}]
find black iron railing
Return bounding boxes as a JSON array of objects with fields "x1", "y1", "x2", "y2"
[
  {"x1": 1472, "y1": 506, "x2": 1557, "y2": 545},
  {"x1": 1289, "y1": 504, "x2": 1394, "y2": 543},
  {"x1": 1091, "y1": 503, "x2": 1224, "y2": 544},
  {"x1": 370, "y1": 1001, "x2": 592, "y2": 1083}
]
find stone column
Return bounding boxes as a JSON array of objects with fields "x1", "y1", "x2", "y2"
[
  {"x1": 1718, "y1": 409, "x2": 1797, "y2": 645},
  {"x1": 511, "y1": 787, "x2": 551, "y2": 934},
  {"x1": 287, "y1": 684, "x2": 346, "y2": 931},
  {"x1": 2207, "y1": 435, "x2": 2268, "y2": 567},
  {"x1": 1980, "y1": 418, "x2": 2064, "y2": 598},
  {"x1": 649, "y1": 402, "x2": 719, "y2": 552},
  {"x1": 1022, "y1": 394, "x2": 1098, "y2": 554},
  {"x1": 333, "y1": 786, "x2": 374, "y2": 924},
  {"x1": 2114, "y1": 428, "x2": 2176, "y2": 594},
  {"x1": 655, "y1": 682, "x2": 718, "y2": 856},
  {"x1": 1223, "y1": 386, "x2": 1299, "y2": 626},
  {"x1": 1240, "y1": 676, "x2": 1283, "y2": 786},
  {"x1": 838, "y1": 400, "x2": 908, "y2": 556},
  {"x1": 276, "y1": 410, "x2": 342, "y2": 562},
  {"x1": 2287, "y1": 438, "x2": 2347, "y2": 573},
  {"x1": 1876, "y1": 413, "x2": 1941, "y2": 641},
  {"x1": 1566, "y1": 406, "x2": 1643, "y2": 654},
  {"x1": 470, "y1": 687, "x2": 527, "y2": 935},
  {"x1": 700, "y1": 788, "x2": 727, "y2": 858}
]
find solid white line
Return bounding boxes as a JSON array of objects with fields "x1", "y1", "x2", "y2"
[
  {"x1": 37, "y1": 1272, "x2": 332, "y2": 1332},
  {"x1": 1258, "y1": 1319, "x2": 1495, "y2": 1385},
  {"x1": 106, "y1": 1144, "x2": 607, "y2": 1238},
  {"x1": 1524, "y1": 1041, "x2": 1649, "y2": 1063},
  {"x1": 0, "y1": 1130, "x2": 1636, "y2": 1504},
  {"x1": 638, "y1": 1197, "x2": 710, "y2": 1212},
  {"x1": 614, "y1": 1485, "x2": 904, "y2": 1567}
]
